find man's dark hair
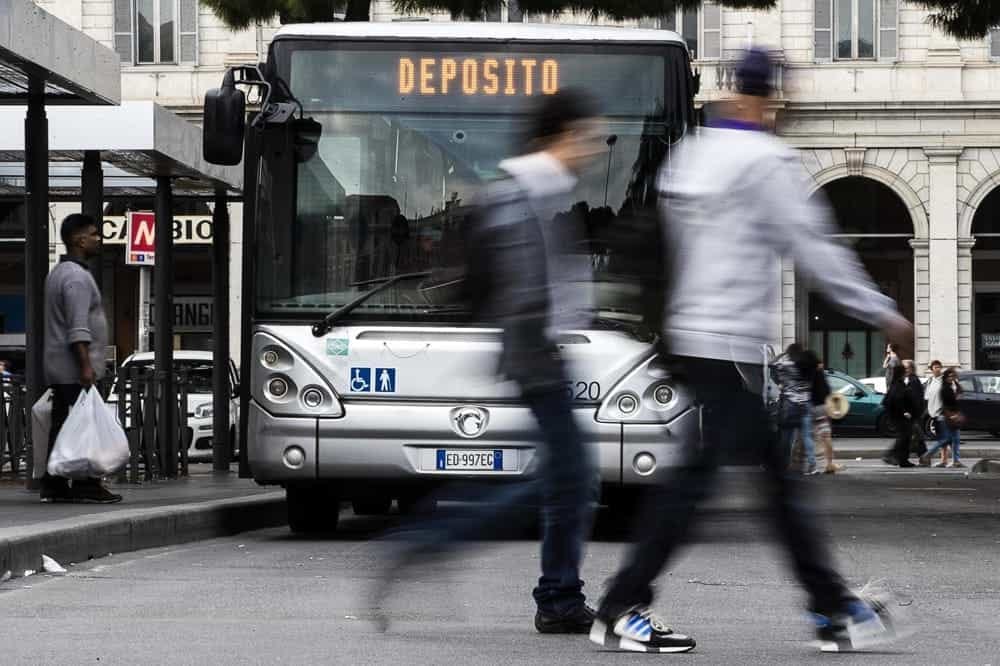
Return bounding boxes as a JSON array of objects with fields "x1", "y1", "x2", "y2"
[
  {"x1": 889, "y1": 343, "x2": 900, "y2": 353},
  {"x1": 60, "y1": 213, "x2": 98, "y2": 247},
  {"x1": 930, "y1": 359, "x2": 942, "y2": 368},
  {"x1": 525, "y1": 89, "x2": 598, "y2": 149}
]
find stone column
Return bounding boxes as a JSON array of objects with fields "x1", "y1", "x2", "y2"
[
  {"x1": 910, "y1": 239, "x2": 930, "y2": 370},
  {"x1": 958, "y1": 238, "x2": 976, "y2": 368},
  {"x1": 924, "y1": 148, "x2": 963, "y2": 368}
]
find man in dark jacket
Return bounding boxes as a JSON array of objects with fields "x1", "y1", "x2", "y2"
[{"x1": 373, "y1": 90, "x2": 606, "y2": 635}]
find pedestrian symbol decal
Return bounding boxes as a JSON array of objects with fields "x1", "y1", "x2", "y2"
[
  {"x1": 376, "y1": 368, "x2": 396, "y2": 393},
  {"x1": 350, "y1": 367, "x2": 371, "y2": 392}
]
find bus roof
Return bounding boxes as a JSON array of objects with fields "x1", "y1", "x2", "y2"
[{"x1": 273, "y1": 21, "x2": 686, "y2": 47}]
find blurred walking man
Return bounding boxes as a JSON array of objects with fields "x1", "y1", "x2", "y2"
[
  {"x1": 373, "y1": 90, "x2": 605, "y2": 634},
  {"x1": 589, "y1": 49, "x2": 912, "y2": 654}
]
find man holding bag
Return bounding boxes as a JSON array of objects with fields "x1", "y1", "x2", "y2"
[{"x1": 40, "y1": 214, "x2": 121, "y2": 504}]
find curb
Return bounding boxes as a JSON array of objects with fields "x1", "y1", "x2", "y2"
[
  {"x1": 837, "y1": 447, "x2": 997, "y2": 459},
  {"x1": 0, "y1": 492, "x2": 286, "y2": 580}
]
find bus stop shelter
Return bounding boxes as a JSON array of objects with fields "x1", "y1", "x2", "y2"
[
  {"x1": 0, "y1": 101, "x2": 243, "y2": 473},
  {"x1": 1, "y1": 0, "x2": 120, "y2": 415}
]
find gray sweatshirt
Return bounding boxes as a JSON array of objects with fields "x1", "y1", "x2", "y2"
[
  {"x1": 659, "y1": 127, "x2": 899, "y2": 364},
  {"x1": 44, "y1": 257, "x2": 108, "y2": 385}
]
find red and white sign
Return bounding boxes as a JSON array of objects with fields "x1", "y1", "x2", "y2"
[{"x1": 126, "y1": 211, "x2": 156, "y2": 266}]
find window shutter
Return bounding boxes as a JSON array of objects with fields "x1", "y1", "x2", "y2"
[
  {"x1": 702, "y1": 2, "x2": 721, "y2": 60},
  {"x1": 814, "y1": 0, "x2": 832, "y2": 60},
  {"x1": 113, "y1": 0, "x2": 134, "y2": 64},
  {"x1": 681, "y1": 7, "x2": 698, "y2": 59},
  {"x1": 878, "y1": 0, "x2": 898, "y2": 60},
  {"x1": 660, "y1": 11, "x2": 676, "y2": 32},
  {"x1": 991, "y1": 28, "x2": 1000, "y2": 58},
  {"x1": 179, "y1": 0, "x2": 199, "y2": 64}
]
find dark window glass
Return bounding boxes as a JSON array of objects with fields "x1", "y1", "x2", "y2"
[
  {"x1": 160, "y1": 0, "x2": 175, "y2": 62},
  {"x1": 137, "y1": 0, "x2": 155, "y2": 63}
]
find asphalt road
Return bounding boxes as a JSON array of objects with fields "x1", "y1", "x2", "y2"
[{"x1": 2, "y1": 464, "x2": 998, "y2": 666}]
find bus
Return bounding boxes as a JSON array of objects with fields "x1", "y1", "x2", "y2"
[{"x1": 203, "y1": 22, "x2": 698, "y2": 532}]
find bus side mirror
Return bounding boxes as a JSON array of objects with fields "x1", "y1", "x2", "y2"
[{"x1": 203, "y1": 71, "x2": 246, "y2": 166}]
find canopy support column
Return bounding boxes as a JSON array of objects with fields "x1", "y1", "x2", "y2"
[
  {"x1": 212, "y1": 189, "x2": 232, "y2": 472},
  {"x1": 24, "y1": 76, "x2": 49, "y2": 406},
  {"x1": 81, "y1": 150, "x2": 103, "y2": 286},
  {"x1": 154, "y1": 175, "x2": 177, "y2": 477}
]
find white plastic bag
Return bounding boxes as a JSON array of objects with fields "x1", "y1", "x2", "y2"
[
  {"x1": 47, "y1": 388, "x2": 129, "y2": 479},
  {"x1": 31, "y1": 389, "x2": 53, "y2": 480}
]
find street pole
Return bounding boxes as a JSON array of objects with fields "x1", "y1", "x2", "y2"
[
  {"x1": 154, "y1": 176, "x2": 176, "y2": 477},
  {"x1": 211, "y1": 190, "x2": 231, "y2": 472},
  {"x1": 24, "y1": 76, "x2": 49, "y2": 407}
]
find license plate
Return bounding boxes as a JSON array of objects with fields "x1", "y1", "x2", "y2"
[{"x1": 436, "y1": 449, "x2": 503, "y2": 471}]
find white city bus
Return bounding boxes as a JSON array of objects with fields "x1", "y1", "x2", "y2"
[{"x1": 204, "y1": 22, "x2": 699, "y2": 532}]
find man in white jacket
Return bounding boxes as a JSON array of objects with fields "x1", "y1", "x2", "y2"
[{"x1": 589, "y1": 49, "x2": 912, "y2": 654}]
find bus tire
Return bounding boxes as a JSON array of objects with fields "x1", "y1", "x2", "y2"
[
  {"x1": 352, "y1": 497, "x2": 392, "y2": 516},
  {"x1": 287, "y1": 484, "x2": 340, "y2": 534}
]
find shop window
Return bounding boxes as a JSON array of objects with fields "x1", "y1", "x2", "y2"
[
  {"x1": 643, "y1": 2, "x2": 721, "y2": 61},
  {"x1": 114, "y1": 0, "x2": 199, "y2": 65},
  {"x1": 815, "y1": 0, "x2": 897, "y2": 61}
]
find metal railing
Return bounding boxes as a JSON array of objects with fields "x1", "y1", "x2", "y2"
[{"x1": 0, "y1": 370, "x2": 194, "y2": 482}]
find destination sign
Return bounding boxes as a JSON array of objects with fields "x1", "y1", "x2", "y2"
[
  {"x1": 289, "y1": 48, "x2": 668, "y2": 116},
  {"x1": 398, "y1": 57, "x2": 559, "y2": 96}
]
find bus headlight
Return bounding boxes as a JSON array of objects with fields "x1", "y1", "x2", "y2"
[
  {"x1": 301, "y1": 387, "x2": 324, "y2": 408},
  {"x1": 253, "y1": 332, "x2": 344, "y2": 418},
  {"x1": 596, "y1": 354, "x2": 687, "y2": 424},
  {"x1": 267, "y1": 377, "x2": 289, "y2": 398}
]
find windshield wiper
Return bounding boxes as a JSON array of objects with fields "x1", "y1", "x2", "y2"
[{"x1": 311, "y1": 271, "x2": 431, "y2": 337}]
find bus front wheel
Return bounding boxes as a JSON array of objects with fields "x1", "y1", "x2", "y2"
[{"x1": 287, "y1": 484, "x2": 340, "y2": 534}]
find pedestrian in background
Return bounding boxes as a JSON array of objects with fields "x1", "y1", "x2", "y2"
[
  {"x1": 882, "y1": 364, "x2": 918, "y2": 468},
  {"x1": 811, "y1": 360, "x2": 844, "y2": 474},
  {"x1": 883, "y1": 343, "x2": 901, "y2": 387},
  {"x1": 41, "y1": 214, "x2": 121, "y2": 504},
  {"x1": 921, "y1": 360, "x2": 949, "y2": 466},
  {"x1": 901, "y1": 359, "x2": 927, "y2": 461},
  {"x1": 0, "y1": 359, "x2": 10, "y2": 380},
  {"x1": 589, "y1": 48, "x2": 912, "y2": 655},
  {"x1": 921, "y1": 366, "x2": 964, "y2": 468},
  {"x1": 774, "y1": 343, "x2": 819, "y2": 475},
  {"x1": 373, "y1": 90, "x2": 605, "y2": 635}
]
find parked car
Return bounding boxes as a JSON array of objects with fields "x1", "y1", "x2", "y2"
[
  {"x1": 860, "y1": 376, "x2": 887, "y2": 394},
  {"x1": 823, "y1": 370, "x2": 896, "y2": 436},
  {"x1": 108, "y1": 351, "x2": 240, "y2": 462},
  {"x1": 926, "y1": 370, "x2": 1000, "y2": 438}
]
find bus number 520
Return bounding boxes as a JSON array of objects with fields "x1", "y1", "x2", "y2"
[{"x1": 565, "y1": 381, "x2": 601, "y2": 401}]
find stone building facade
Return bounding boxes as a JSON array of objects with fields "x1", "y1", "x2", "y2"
[{"x1": 22, "y1": 0, "x2": 1000, "y2": 373}]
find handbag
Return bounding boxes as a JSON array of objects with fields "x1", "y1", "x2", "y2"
[{"x1": 944, "y1": 409, "x2": 965, "y2": 428}]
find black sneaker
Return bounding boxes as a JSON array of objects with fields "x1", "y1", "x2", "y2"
[
  {"x1": 71, "y1": 482, "x2": 123, "y2": 504},
  {"x1": 39, "y1": 477, "x2": 73, "y2": 504},
  {"x1": 589, "y1": 606, "x2": 696, "y2": 653},
  {"x1": 535, "y1": 604, "x2": 595, "y2": 634}
]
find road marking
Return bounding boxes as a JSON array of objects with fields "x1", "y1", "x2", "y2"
[{"x1": 889, "y1": 487, "x2": 977, "y2": 492}]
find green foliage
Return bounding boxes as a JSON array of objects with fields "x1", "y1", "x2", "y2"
[
  {"x1": 203, "y1": 0, "x2": 998, "y2": 39},
  {"x1": 915, "y1": 1, "x2": 1000, "y2": 40}
]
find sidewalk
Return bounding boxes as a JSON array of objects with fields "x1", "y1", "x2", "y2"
[
  {"x1": 834, "y1": 434, "x2": 1000, "y2": 460},
  {"x1": 0, "y1": 466, "x2": 285, "y2": 581}
]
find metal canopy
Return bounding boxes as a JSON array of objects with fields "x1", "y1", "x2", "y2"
[
  {"x1": 0, "y1": 102, "x2": 242, "y2": 195},
  {"x1": 0, "y1": 0, "x2": 121, "y2": 105}
]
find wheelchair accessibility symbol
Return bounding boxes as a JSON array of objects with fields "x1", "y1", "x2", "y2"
[{"x1": 349, "y1": 367, "x2": 371, "y2": 392}]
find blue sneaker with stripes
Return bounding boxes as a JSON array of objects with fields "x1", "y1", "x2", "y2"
[{"x1": 589, "y1": 606, "x2": 696, "y2": 653}]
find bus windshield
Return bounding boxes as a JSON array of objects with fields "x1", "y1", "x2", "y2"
[{"x1": 259, "y1": 39, "x2": 694, "y2": 321}]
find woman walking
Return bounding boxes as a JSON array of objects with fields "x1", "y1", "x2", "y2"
[
  {"x1": 920, "y1": 367, "x2": 964, "y2": 468},
  {"x1": 882, "y1": 365, "x2": 919, "y2": 468}
]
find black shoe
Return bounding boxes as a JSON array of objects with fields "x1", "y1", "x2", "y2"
[
  {"x1": 70, "y1": 482, "x2": 123, "y2": 504},
  {"x1": 881, "y1": 456, "x2": 897, "y2": 466},
  {"x1": 39, "y1": 476, "x2": 73, "y2": 504},
  {"x1": 898, "y1": 460, "x2": 915, "y2": 468},
  {"x1": 535, "y1": 604, "x2": 595, "y2": 634},
  {"x1": 589, "y1": 606, "x2": 696, "y2": 653}
]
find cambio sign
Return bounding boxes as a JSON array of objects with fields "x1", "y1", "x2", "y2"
[{"x1": 102, "y1": 216, "x2": 213, "y2": 245}]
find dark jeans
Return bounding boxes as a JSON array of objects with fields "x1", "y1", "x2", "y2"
[
  {"x1": 385, "y1": 387, "x2": 596, "y2": 615},
  {"x1": 884, "y1": 416, "x2": 912, "y2": 464},
  {"x1": 599, "y1": 356, "x2": 855, "y2": 618}
]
